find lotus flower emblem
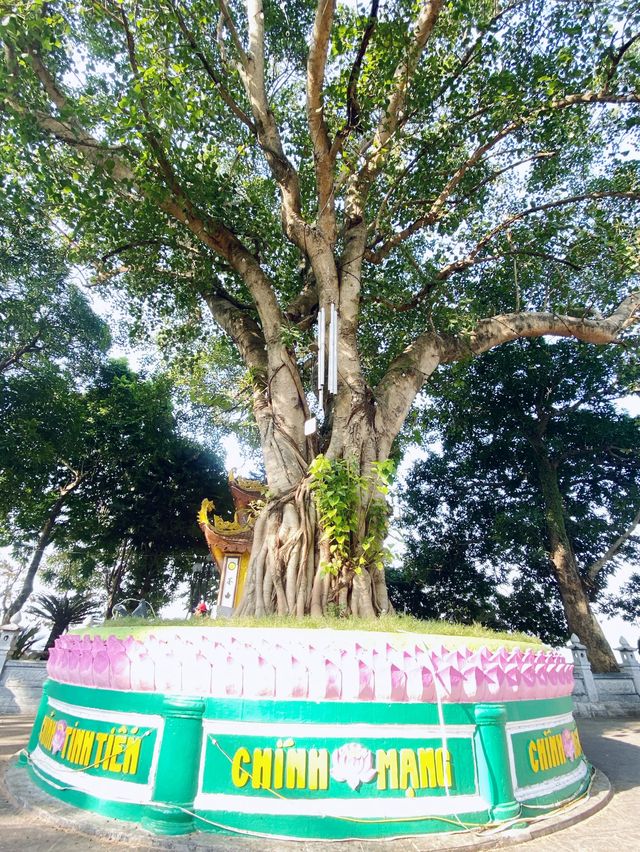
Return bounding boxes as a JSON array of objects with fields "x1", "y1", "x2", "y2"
[
  {"x1": 51, "y1": 719, "x2": 68, "y2": 755},
  {"x1": 562, "y1": 728, "x2": 576, "y2": 761},
  {"x1": 330, "y1": 742, "x2": 377, "y2": 790}
]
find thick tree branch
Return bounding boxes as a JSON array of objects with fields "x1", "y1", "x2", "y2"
[
  {"x1": 199, "y1": 287, "x2": 268, "y2": 374},
  {"x1": 587, "y1": 504, "x2": 640, "y2": 584},
  {"x1": 604, "y1": 32, "x2": 640, "y2": 90},
  {"x1": 307, "y1": 0, "x2": 337, "y2": 241},
  {"x1": 442, "y1": 292, "x2": 640, "y2": 362},
  {"x1": 3, "y1": 38, "x2": 286, "y2": 343},
  {"x1": 368, "y1": 92, "x2": 640, "y2": 261},
  {"x1": 355, "y1": 0, "x2": 443, "y2": 190},
  {"x1": 234, "y1": 0, "x2": 305, "y2": 248},
  {"x1": 373, "y1": 292, "x2": 640, "y2": 459},
  {"x1": 369, "y1": 189, "x2": 640, "y2": 267},
  {"x1": 330, "y1": 0, "x2": 379, "y2": 160},
  {"x1": 338, "y1": 0, "x2": 444, "y2": 429},
  {"x1": 217, "y1": 0, "x2": 248, "y2": 63},
  {"x1": 0, "y1": 333, "x2": 43, "y2": 373},
  {"x1": 168, "y1": 0, "x2": 256, "y2": 133},
  {"x1": 370, "y1": 1, "x2": 443, "y2": 164}
]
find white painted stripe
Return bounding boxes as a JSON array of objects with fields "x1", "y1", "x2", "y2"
[
  {"x1": 505, "y1": 712, "x2": 574, "y2": 735},
  {"x1": 48, "y1": 696, "x2": 163, "y2": 730},
  {"x1": 45, "y1": 697, "x2": 164, "y2": 789},
  {"x1": 201, "y1": 719, "x2": 475, "y2": 740},
  {"x1": 193, "y1": 791, "x2": 487, "y2": 818},
  {"x1": 505, "y1": 713, "x2": 576, "y2": 793},
  {"x1": 515, "y1": 761, "x2": 589, "y2": 802},
  {"x1": 31, "y1": 746, "x2": 154, "y2": 804}
]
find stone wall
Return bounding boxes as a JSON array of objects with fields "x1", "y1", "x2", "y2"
[
  {"x1": 569, "y1": 635, "x2": 640, "y2": 718},
  {"x1": 0, "y1": 660, "x2": 47, "y2": 714}
]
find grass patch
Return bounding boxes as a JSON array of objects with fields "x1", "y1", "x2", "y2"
[{"x1": 74, "y1": 613, "x2": 545, "y2": 649}]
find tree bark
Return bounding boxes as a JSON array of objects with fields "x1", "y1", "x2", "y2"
[
  {"x1": 5, "y1": 475, "x2": 83, "y2": 621},
  {"x1": 6, "y1": 498, "x2": 66, "y2": 621},
  {"x1": 236, "y1": 404, "x2": 392, "y2": 619},
  {"x1": 530, "y1": 439, "x2": 619, "y2": 673}
]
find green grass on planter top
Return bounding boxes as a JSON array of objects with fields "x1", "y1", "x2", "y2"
[{"x1": 73, "y1": 613, "x2": 546, "y2": 649}]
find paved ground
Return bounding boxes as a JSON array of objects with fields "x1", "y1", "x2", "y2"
[{"x1": 1, "y1": 715, "x2": 639, "y2": 851}]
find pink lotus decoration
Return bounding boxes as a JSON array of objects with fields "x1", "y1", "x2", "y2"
[
  {"x1": 51, "y1": 719, "x2": 67, "y2": 755},
  {"x1": 330, "y1": 743, "x2": 377, "y2": 790},
  {"x1": 562, "y1": 728, "x2": 576, "y2": 761},
  {"x1": 46, "y1": 630, "x2": 574, "y2": 703}
]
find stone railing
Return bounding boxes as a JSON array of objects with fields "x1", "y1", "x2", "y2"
[
  {"x1": 569, "y1": 633, "x2": 640, "y2": 717},
  {"x1": 0, "y1": 624, "x2": 47, "y2": 714}
]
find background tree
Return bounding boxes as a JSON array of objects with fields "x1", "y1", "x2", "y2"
[
  {"x1": 0, "y1": 195, "x2": 110, "y2": 375},
  {"x1": 2, "y1": 1, "x2": 640, "y2": 619},
  {"x1": 400, "y1": 339, "x2": 640, "y2": 670},
  {"x1": 1, "y1": 360, "x2": 229, "y2": 619},
  {"x1": 27, "y1": 591, "x2": 98, "y2": 656},
  {"x1": 601, "y1": 573, "x2": 640, "y2": 627}
]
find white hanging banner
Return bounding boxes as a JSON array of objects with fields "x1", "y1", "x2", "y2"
[
  {"x1": 317, "y1": 306, "x2": 325, "y2": 391},
  {"x1": 317, "y1": 306, "x2": 325, "y2": 413},
  {"x1": 317, "y1": 303, "x2": 338, "y2": 406}
]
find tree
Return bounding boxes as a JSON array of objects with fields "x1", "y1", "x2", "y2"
[
  {"x1": 0, "y1": 364, "x2": 89, "y2": 620},
  {"x1": 27, "y1": 591, "x2": 98, "y2": 655},
  {"x1": 2, "y1": 1, "x2": 640, "y2": 619},
  {"x1": 0, "y1": 195, "x2": 110, "y2": 375},
  {"x1": 400, "y1": 339, "x2": 640, "y2": 670},
  {"x1": 601, "y1": 573, "x2": 640, "y2": 626},
  {"x1": 1, "y1": 360, "x2": 229, "y2": 619}
]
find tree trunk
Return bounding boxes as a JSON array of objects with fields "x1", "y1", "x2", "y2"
[
  {"x1": 5, "y1": 497, "x2": 66, "y2": 621},
  {"x1": 104, "y1": 540, "x2": 130, "y2": 619},
  {"x1": 236, "y1": 408, "x2": 392, "y2": 620},
  {"x1": 530, "y1": 440, "x2": 619, "y2": 673},
  {"x1": 6, "y1": 473, "x2": 83, "y2": 621}
]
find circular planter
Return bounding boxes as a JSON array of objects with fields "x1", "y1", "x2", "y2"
[{"x1": 23, "y1": 627, "x2": 589, "y2": 840}]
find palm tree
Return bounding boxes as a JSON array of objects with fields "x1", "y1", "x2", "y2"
[{"x1": 28, "y1": 592, "x2": 99, "y2": 657}]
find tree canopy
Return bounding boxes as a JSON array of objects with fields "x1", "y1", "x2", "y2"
[
  {"x1": 2, "y1": 1, "x2": 640, "y2": 619},
  {"x1": 398, "y1": 338, "x2": 640, "y2": 665},
  {"x1": 0, "y1": 195, "x2": 110, "y2": 375},
  {"x1": 0, "y1": 359, "x2": 230, "y2": 619}
]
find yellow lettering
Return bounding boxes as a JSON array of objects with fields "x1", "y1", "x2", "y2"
[
  {"x1": 231, "y1": 748, "x2": 250, "y2": 788},
  {"x1": 252, "y1": 748, "x2": 273, "y2": 789},
  {"x1": 108, "y1": 735, "x2": 126, "y2": 772},
  {"x1": 102, "y1": 733, "x2": 115, "y2": 769},
  {"x1": 285, "y1": 748, "x2": 306, "y2": 790},
  {"x1": 70, "y1": 730, "x2": 85, "y2": 765},
  {"x1": 80, "y1": 731, "x2": 95, "y2": 767},
  {"x1": 273, "y1": 748, "x2": 285, "y2": 789},
  {"x1": 376, "y1": 749, "x2": 398, "y2": 790},
  {"x1": 39, "y1": 717, "x2": 55, "y2": 750},
  {"x1": 307, "y1": 749, "x2": 329, "y2": 791},
  {"x1": 122, "y1": 737, "x2": 142, "y2": 775},
  {"x1": 529, "y1": 741, "x2": 539, "y2": 772},
  {"x1": 418, "y1": 748, "x2": 436, "y2": 788},
  {"x1": 536, "y1": 737, "x2": 549, "y2": 771},
  {"x1": 573, "y1": 730, "x2": 582, "y2": 758},
  {"x1": 547, "y1": 733, "x2": 560, "y2": 767},
  {"x1": 436, "y1": 748, "x2": 451, "y2": 787},
  {"x1": 61, "y1": 727, "x2": 74, "y2": 759},
  {"x1": 94, "y1": 732, "x2": 108, "y2": 765},
  {"x1": 399, "y1": 748, "x2": 419, "y2": 789}
]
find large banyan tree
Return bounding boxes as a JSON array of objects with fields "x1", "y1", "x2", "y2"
[{"x1": 2, "y1": 1, "x2": 639, "y2": 662}]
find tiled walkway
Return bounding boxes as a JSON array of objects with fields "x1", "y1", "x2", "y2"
[{"x1": 1, "y1": 715, "x2": 638, "y2": 851}]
